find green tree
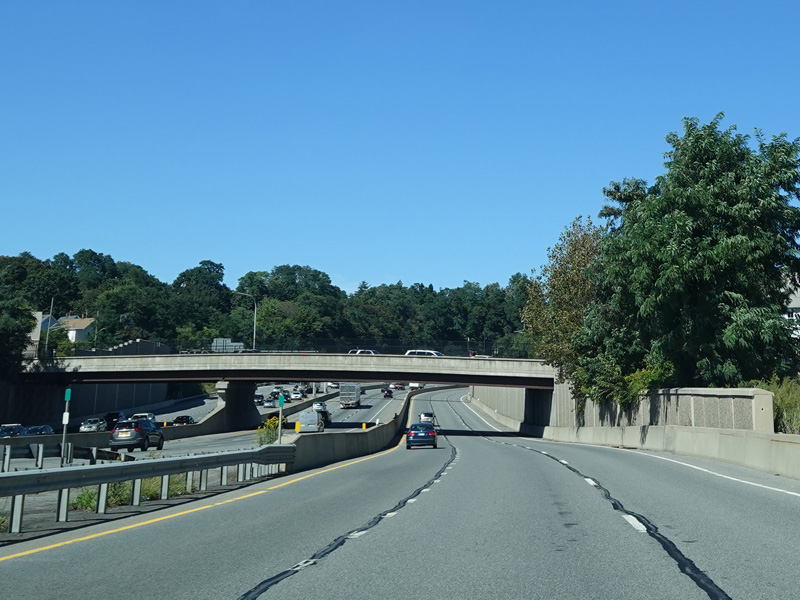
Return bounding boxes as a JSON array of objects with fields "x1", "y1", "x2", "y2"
[
  {"x1": 0, "y1": 286, "x2": 35, "y2": 382},
  {"x1": 172, "y1": 260, "x2": 230, "y2": 329},
  {"x1": 575, "y1": 114, "x2": 800, "y2": 405},
  {"x1": 523, "y1": 217, "x2": 602, "y2": 379}
]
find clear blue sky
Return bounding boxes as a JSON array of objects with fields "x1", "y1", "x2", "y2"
[{"x1": 3, "y1": 2, "x2": 799, "y2": 293}]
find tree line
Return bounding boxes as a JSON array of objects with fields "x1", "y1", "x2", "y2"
[{"x1": 0, "y1": 251, "x2": 531, "y2": 381}]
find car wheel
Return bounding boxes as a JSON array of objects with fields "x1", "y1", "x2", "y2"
[
  {"x1": 141, "y1": 437, "x2": 150, "y2": 451},
  {"x1": 157, "y1": 436, "x2": 164, "y2": 450},
  {"x1": 433, "y1": 443, "x2": 437, "y2": 449},
  {"x1": 406, "y1": 445, "x2": 411, "y2": 449}
]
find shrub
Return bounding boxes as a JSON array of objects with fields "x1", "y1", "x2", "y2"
[
  {"x1": 256, "y1": 415, "x2": 286, "y2": 445},
  {"x1": 751, "y1": 376, "x2": 800, "y2": 434}
]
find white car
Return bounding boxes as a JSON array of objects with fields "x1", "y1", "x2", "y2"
[
  {"x1": 131, "y1": 412, "x2": 156, "y2": 422},
  {"x1": 290, "y1": 390, "x2": 303, "y2": 400},
  {"x1": 419, "y1": 412, "x2": 435, "y2": 425}
]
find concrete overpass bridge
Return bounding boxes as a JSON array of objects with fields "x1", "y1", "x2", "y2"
[
  {"x1": 16, "y1": 354, "x2": 555, "y2": 431},
  {"x1": 22, "y1": 353, "x2": 555, "y2": 389}
]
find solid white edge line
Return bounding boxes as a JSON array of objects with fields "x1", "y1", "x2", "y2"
[
  {"x1": 459, "y1": 395, "x2": 502, "y2": 431},
  {"x1": 584, "y1": 478, "x2": 598, "y2": 487},
  {"x1": 529, "y1": 439, "x2": 800, "y2": 500},
  {"x1": 624, "y1": 449, "x2": 800, "y2": 499}
]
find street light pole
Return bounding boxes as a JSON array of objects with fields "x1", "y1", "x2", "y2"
[
  {"x1": 44, "y1": 295, "x2": 55, "y2": 358},
  {"x1": 233, "y1": 291, "x2": 257, "y2": 350}
]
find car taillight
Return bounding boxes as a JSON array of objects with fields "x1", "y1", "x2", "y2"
[
  {"x1": 429, "y1": 431, "x2": 436, "y2": 436},
  {"x1": 134, "y1": 428, "x2": 141, "y2": 432}
]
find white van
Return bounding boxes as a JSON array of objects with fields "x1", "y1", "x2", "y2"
[
  {"x1": 297, "y1": 410, "x2": 325, "y2": 433},
  {"x1": 404, "y1": 350, "x2": 443, "y2": 357}
]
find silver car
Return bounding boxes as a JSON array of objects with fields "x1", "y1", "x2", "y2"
[{"x1": 79, "y1": 418, "x2": 108, "y2": 432}]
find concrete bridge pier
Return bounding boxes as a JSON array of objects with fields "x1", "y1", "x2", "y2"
[{"x1": 214, "y1": 381, "x2": 261, "y2": 431}]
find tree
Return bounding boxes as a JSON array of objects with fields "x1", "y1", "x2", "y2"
[
  {"x1": 0, "y1": 285, "x2": 35, "y2": 382},
  {"x1": 574, "y1": 114, "x2": 800, "y2": 405},
  {"x1": 172, "y1": 260, "x2": 230, "y2": 328},
  {"x1": 522, "y1": 217, "x2": 602, "y2": 378}
]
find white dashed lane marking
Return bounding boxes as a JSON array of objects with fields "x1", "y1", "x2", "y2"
[{"x1": 623, "y1": 515, "x2": 647, "y2": 532}]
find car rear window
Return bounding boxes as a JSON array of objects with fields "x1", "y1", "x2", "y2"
[
  {"x1": 114, "y1": 421, "x2": 137, "y2": 430},
  {"x1": 410, "y1": 424, "x2": 434, "y2": 431}
]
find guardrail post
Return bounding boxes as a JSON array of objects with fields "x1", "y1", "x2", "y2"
[
  {"x1": 62, "y1": 442, "x2": 74, "y2": 465},
  {"x1": 9, "y1": 494, "x2": 24, "y2": 533},
  {"x1": 89, "y1": 447, "x2": 98, "y2": 466},
  {"x1": 57, "y1": 489, "x2": 69, "y2": 522},
  {"x1": 237, "y1": 464, "x2": 245, "y2": 482},
  {"x1": 160, "y1": 475, "x2": 170, "y2": 499},
  {"x1": 1, "y1": 445, "x2": 10, "y2": 473},
  {"x1": 200, "y1": 469, "x2": 208, "y2": 492},
  {"x1": 220, "y1": 465, "x2": 228, "y2": 486},
  {"x1": 132, "y1": 479, "x2": 142, "y2": 506},
  {"x1": 97, "y1": 483, "x2": 109, "y2": 514},
  {"x1": 186, "y1": 470, "x2": 194, "y2": 493},
  {"x1": 35, "y1": 443, "x2": 45, "y2": 469}
]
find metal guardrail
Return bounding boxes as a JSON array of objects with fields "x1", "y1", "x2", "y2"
[{"x1": 0, "y1": 444, "x2": 296, "y2": 534}]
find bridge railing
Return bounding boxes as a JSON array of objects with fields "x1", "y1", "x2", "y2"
[{"x1": 0, "y1": 444, "x2": 295, "y2": 534}]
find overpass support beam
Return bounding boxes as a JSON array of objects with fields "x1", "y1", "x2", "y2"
[{"x1": 214, "y1": 380, "x2": 261, "y2": 431}]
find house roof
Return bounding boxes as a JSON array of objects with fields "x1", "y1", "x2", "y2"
[{"x1": 59, "y1": 317, "x2": 95, "y2": 331}]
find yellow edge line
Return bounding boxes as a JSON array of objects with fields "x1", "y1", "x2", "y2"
[{"x1": 1, "y1": 397, "x2": 417, "y2": 563}]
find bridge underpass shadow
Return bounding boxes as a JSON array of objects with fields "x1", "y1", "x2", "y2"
[
  {"x1": 167, "y1": 396, "x2": 215, "y2": 411},
  {"x1": 325, "y1": 421, "x2": 376, "y2": 429},
  {"x1": 434, "y1": 428, "x2": 539, "y2": 439}
]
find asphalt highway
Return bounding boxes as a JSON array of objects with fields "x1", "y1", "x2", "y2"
[{"x1": 2, "y1": 388, "x2": 800, "y2": 599}]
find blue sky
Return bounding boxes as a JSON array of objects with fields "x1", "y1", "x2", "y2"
[{"x1": 3, "y1": 2, "x2": 800, "y2": 293}]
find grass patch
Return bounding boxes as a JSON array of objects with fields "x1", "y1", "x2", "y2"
[{"x1": 69, "y1": 474, "x2": 195, "y2": 511}]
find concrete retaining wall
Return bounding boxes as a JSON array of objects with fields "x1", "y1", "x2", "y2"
[
  {"x1": 568, "y1": 385, "x2": 774, "y2": 432},
  {"x1": 469, "y1": 384, "x2": 774, "y2": 433}
]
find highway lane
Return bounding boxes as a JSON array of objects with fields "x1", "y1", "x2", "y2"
[{"x1": 3, "y1": 388, "x2": 800, "y2": 598}]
